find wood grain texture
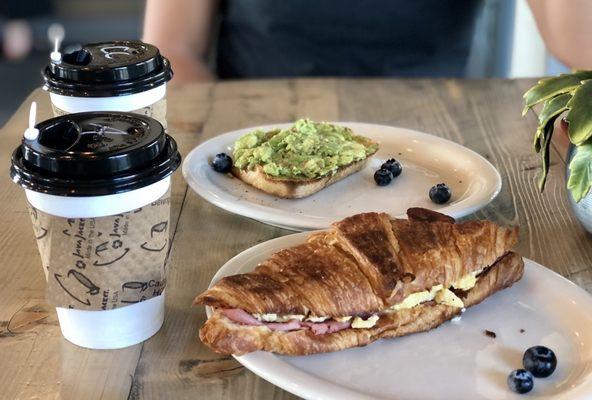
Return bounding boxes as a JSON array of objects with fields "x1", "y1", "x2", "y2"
[{"x1": 0, "y1": 78, "x2": 590, "y2": 400}]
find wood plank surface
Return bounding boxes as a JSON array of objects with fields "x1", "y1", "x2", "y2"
[{"x1": 0, "y1": 78, "x2": 590, "y2": 400}]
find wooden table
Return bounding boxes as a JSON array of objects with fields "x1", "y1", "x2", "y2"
[{"x1": 1, "y1": 79, "x2": 591, "y2": 400}]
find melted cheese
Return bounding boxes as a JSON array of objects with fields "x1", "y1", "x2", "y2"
[{"x1": 251, "y1": 271, "x2": 480, "y2": 328}]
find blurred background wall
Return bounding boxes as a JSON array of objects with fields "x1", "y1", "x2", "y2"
[
  {"x1": 0, "y1": 0, "x2": 143, "y2": 125},
  {"x1": 0, "y1": 0, "x2": 568, "y2": 127}
]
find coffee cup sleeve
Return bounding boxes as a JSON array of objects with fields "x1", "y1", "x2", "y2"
[{"x1": 28, "y1": 189, "x2": 171, "y2": 311}]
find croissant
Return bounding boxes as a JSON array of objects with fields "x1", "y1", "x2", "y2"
[{"x1": 195, "y1": 208, "x2": 523, "y2": 355}]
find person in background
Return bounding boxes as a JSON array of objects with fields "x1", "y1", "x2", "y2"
[
  {"x1": 143, "y1": 0, "x2": 590, "y2": 83},
  {"x1": 528, "y1": 0, "x2": 592, "y2": 70},
  {"x1": 143, "y1": 0, "x2": 483, "y2": 82}
]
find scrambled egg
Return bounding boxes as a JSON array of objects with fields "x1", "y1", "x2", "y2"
[
  {"x1": 252, "y1": 270, "x2": 480, "y2": 328},
  {"x1": 254, "y1": 313, "x2": 305, "y2": 322},
  {"x1": 451, "y1": 272, "x2": 478, "y2": 290},
  {"x1": 334, "y1": 316, "x2": 352, "y2": 323},
  {"x1": 386, "y1": 284, "x2": 443, "y2": 312},
  {"x1": 351, "y1": 315, "x2": 380, "y2": 329},
  {"x1": 306, "y1": 315, "x2": 329, "y2": 322},
  {"x1": 435, "y1": 288, "x2": 464, "y2": 308}
]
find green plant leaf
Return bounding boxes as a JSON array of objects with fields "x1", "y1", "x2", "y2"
[
  {"x1": 567, "y1": 143, "x2": 592, "y2": 202},
  {"x1": 522, "y1": 71, "x2": 592, "y2": 116},
  {"x1": 537, "y1": 115, "x2": 558, "y2": 191},
  {"x1": 565, "y1": 79, "x2": 592, "y2": 145},
  {"x1": 534, "y1": 93, "x2": 571, "y2": 152}
]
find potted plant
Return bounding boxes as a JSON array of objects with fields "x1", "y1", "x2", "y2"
[{"x1": 523, "y1": 71, "x2": 592, "y2": 232}]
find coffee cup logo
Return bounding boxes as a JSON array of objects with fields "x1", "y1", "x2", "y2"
[
  {"x1": 100, "y1": 45, "x2": 136, "y2": 60},
  {"x1": 120, "y1": 278, "x2": 165, "y2": 304},
  {"x1": 54, "y1": 270, "x2": 100, "y2": 306},
  {"x1": 85, "y1": 123, "x2": 127, "y2": 136},
  {"x1": 29, "y1": 207, "x2": 48, "y2": 240},
  {"x1": 94, "y1": 238, "x2": 130, "y2": 266},
  {"x1": 63, "y1": 123, "x2": 128, "y2": 152},
  {"x1": 28, "y1": 205, "x2": 51, "y2": 277},
  {"x1": 93, "y1": 214, "x2": 130, "y2": 266},
  {"x1": 140, "y1": 221, "x2": 168, "y2": 252}
]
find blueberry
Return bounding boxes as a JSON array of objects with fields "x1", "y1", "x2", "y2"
[
  {"x1": 374, "y1": 168, "x2": 393, "y2": 186},
  {"x1": 507, "y1": 369, "x2": 534, "y2": 394},
  {"x1": 429, "y1": 183, "x2": 452, "y2": 204},
  {"x1": 523, "y1": 346, "x2": 557, "y2": 378},
  {"x1": 381, "y1": 159, "x2": 402, "y2": 178},
  {"x1": 212, "y1": 153, "x2": 233, "y2": 173}
]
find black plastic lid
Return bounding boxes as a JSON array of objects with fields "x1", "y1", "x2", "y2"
[
  {"x1": 10, "y1": 112, "x2": 181, "y2": 196},
  {"x1": 42, "y1": 40, "x2": 173, "y2": 97}
]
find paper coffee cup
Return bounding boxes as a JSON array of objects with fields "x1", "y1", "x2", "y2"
[
  {"x1": 11, "y1": 111, "x2": 181, "y2": 349},
  {"x1": 42, "y1": 41, "x2": 173, "y2": 128}
]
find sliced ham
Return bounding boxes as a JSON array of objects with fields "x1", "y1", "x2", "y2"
[
  {"x1": 220, "y1": 308, "x2": 352, "y2": 335},
  {"x1": 220, "y1": 308, "x2": 263, "y2": 326},
  {"x1": 220, "y1": 309, "x2": 301, "y2": 331},
  {"x1": 301, "y1": 320, "x2": 351, "y2": 335},
  {"x1": 265, "y1": 319, "x2": 302, "y2": 331}
]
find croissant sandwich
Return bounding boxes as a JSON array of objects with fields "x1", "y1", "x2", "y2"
[{"x1": 195, "y1": 208, "x2": 523, "y2": 356}]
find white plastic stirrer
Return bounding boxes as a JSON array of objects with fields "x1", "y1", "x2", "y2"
[
  {"x1": 50, "y1": 36, "x2": 62, "y2": 63},
  {"x1": 24, "y1": 102, "x2": 39, "y2": 141},
  {"x1": 47, "y1": 23, "x2": 65, "y2": 63}
]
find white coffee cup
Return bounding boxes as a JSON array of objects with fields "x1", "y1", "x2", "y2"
[
  {"x1": 11, "y1": 111, "x2": 181, "y2": 349},
  {"x1": 27, "y1": 177, "x2": 170, "y2": 349},
  {"x1": 42, "y1": 40, "x2": 172, "y2": 127}
]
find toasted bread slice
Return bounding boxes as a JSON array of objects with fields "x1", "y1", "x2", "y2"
[{"x1": 232, "y1": 137, "x2": 378, "y2": 199}]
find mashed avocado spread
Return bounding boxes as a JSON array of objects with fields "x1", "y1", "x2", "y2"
[{"x1": 233, "y1": 119, "x2": 378, "y2": 179}]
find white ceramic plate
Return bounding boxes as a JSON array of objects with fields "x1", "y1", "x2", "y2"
[
  {"x1": 205, "y1": 232, "x2": 592, "y2": 400},
  {"x1": 183, "y1": 122, "x2": 501, "y2": 231}
]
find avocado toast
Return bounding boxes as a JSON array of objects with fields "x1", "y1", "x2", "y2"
[{"x1": 232, "y1": 119, "x2": 379, "y2": 198}]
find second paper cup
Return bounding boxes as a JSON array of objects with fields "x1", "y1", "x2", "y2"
[{"x1": 42, "y1": 40, "x2": 173, "y2": 128}]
